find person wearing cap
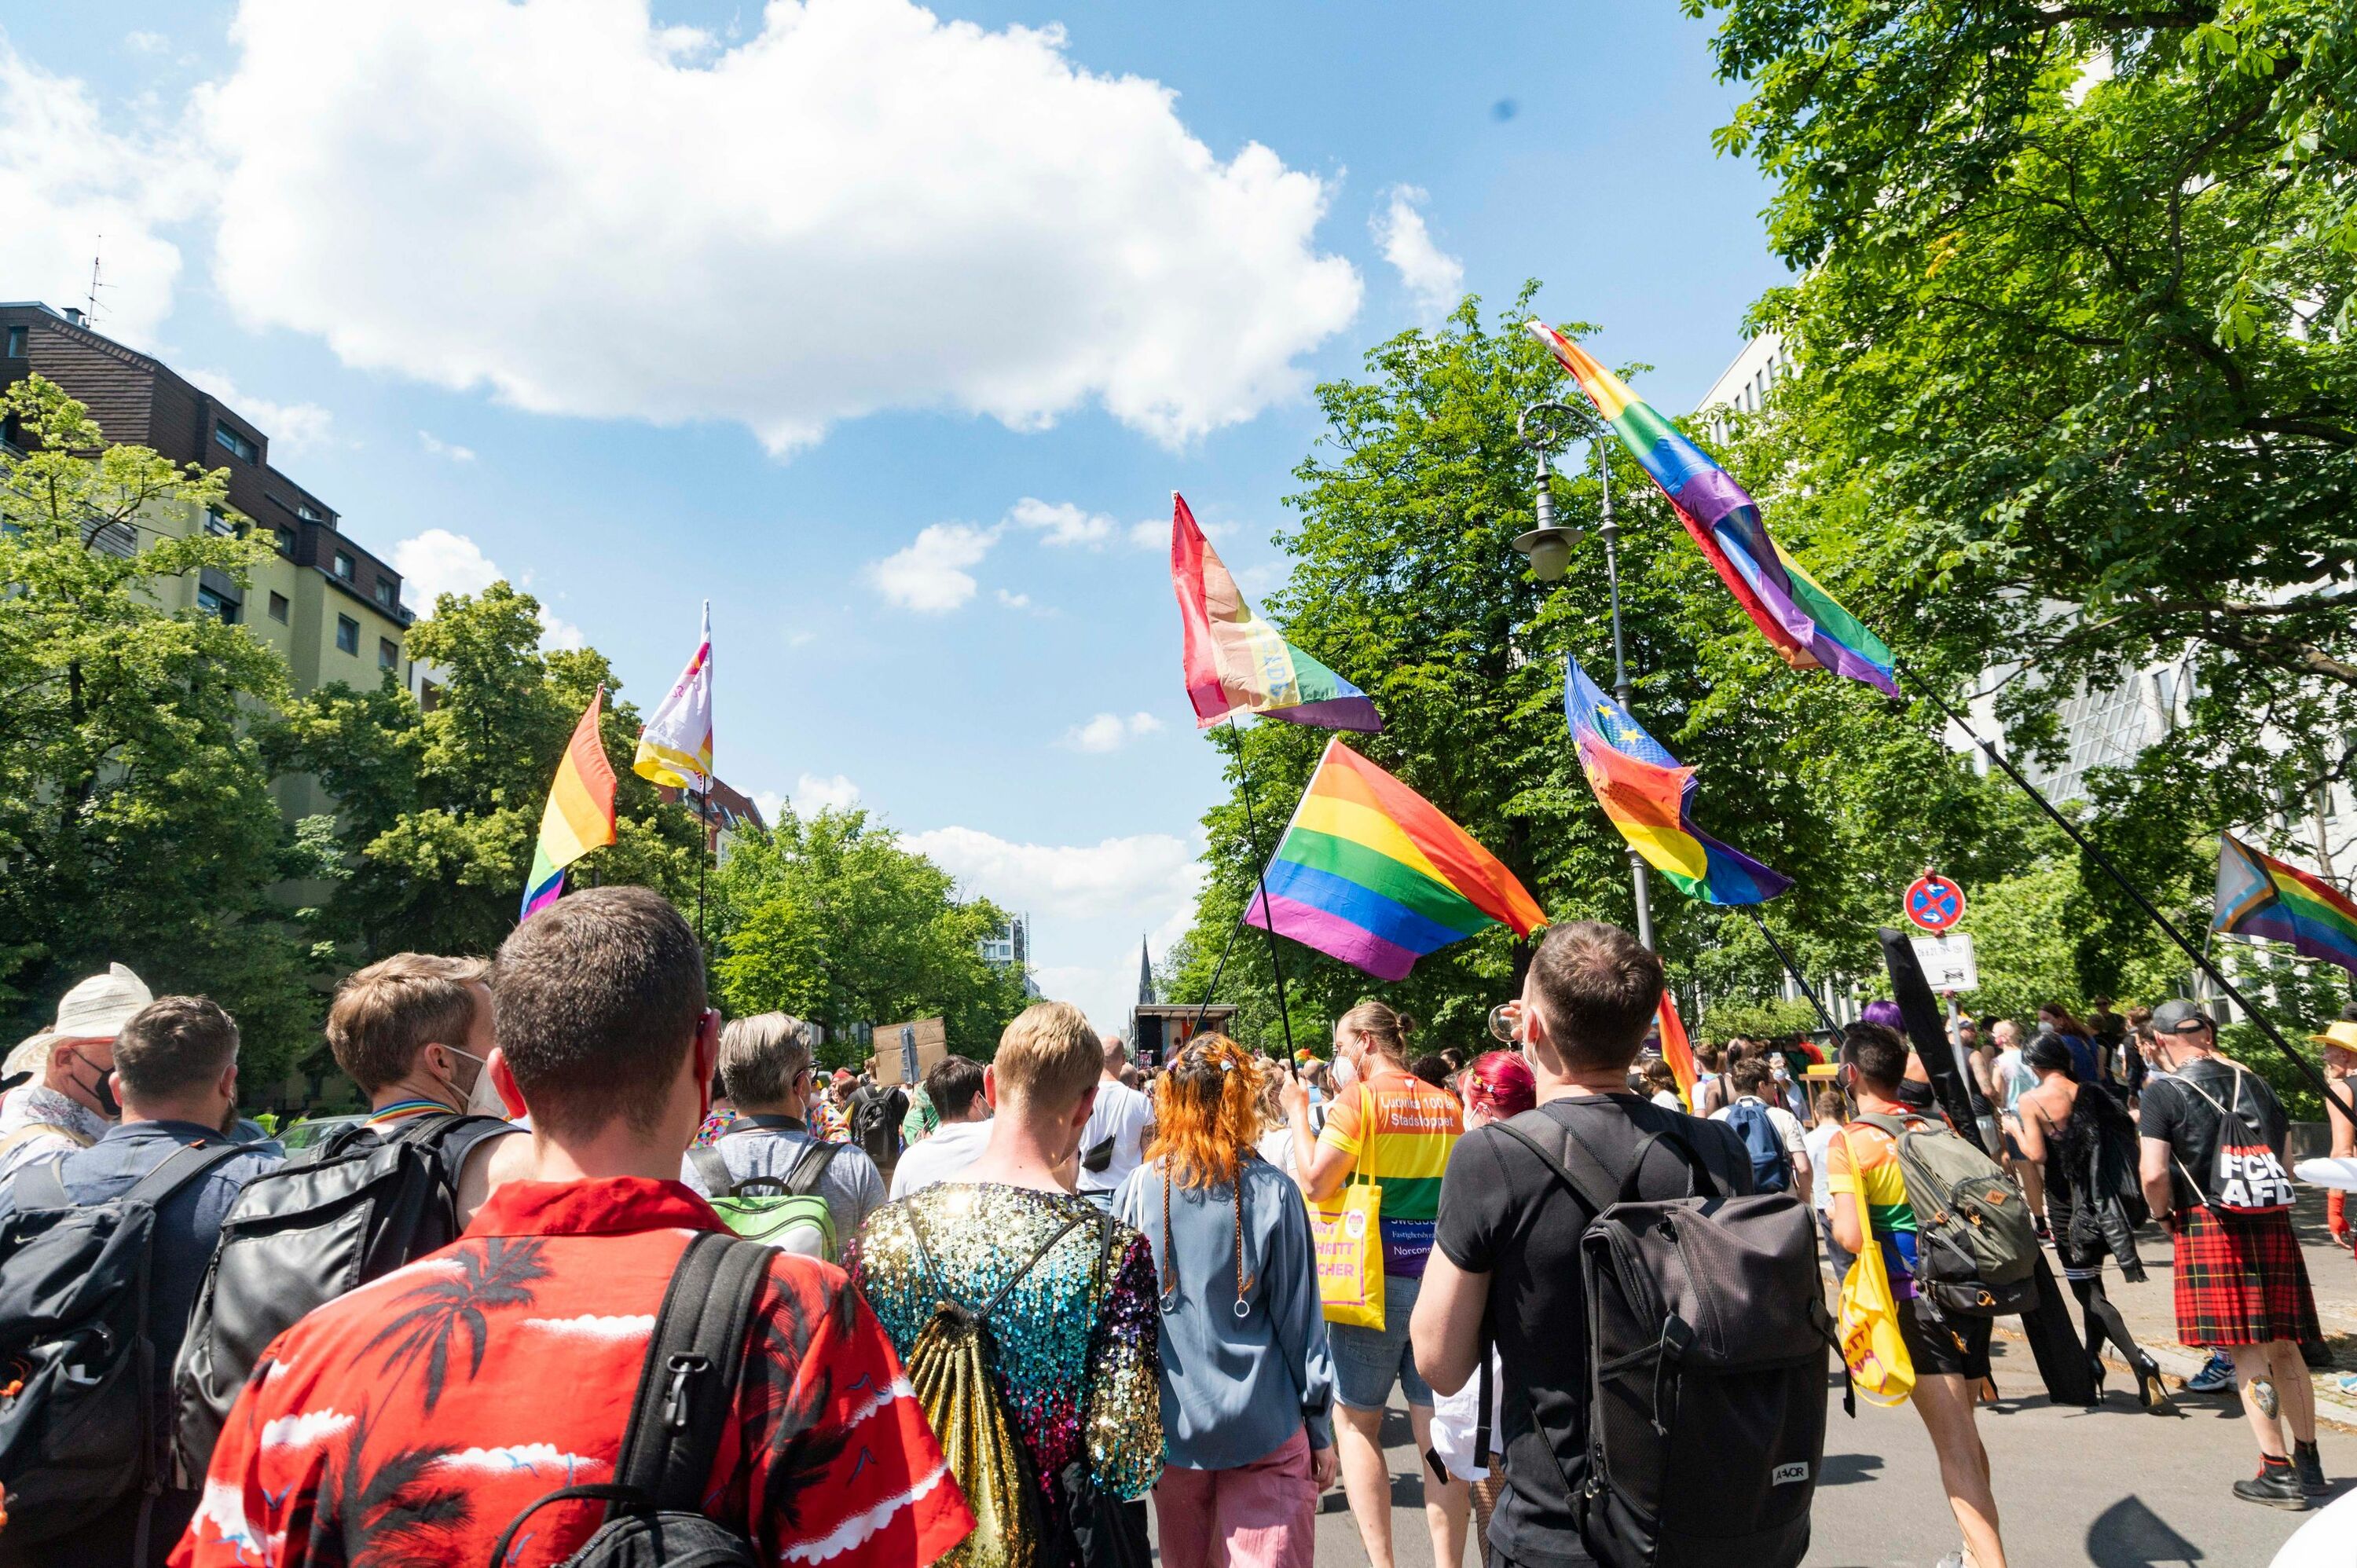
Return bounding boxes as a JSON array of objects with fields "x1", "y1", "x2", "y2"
[
  {"x1": 0, "y1": 962, "x2": 150, "y2": 1181},
  {"x1": 2137, "y1": 998, "x2": 2326, "y2": 1508}
]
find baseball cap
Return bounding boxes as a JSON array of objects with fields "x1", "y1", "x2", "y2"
[{"x1": 2150, "y1": 998, "x2": 2213, "y2": 1036}]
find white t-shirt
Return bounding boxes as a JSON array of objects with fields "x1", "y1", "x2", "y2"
[
  {"x1": 887, "y1": 1118, "x2": 992, "y2": 1200},
  {"x1": 1711, "y1": 1097, "x2": 1808, "y2": 1169},
  {"x1": 1802, "y1": 1121, "x2": 1841, "y2": 1212},
  {"x1": 1995, "y1": 1047, "x2": 2036, "y2": 1112},
  {"x1": 1076, "y1": 1078, "x2": 1153, "y2": 1195},
  {"x1": 1651, "y1": 1090, "x2": 1684, "y2": 1110}
]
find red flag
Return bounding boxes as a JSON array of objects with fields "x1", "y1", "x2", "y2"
[{"x1": 1656, "y1": 993, "x2": 1699, "y2": 1108}]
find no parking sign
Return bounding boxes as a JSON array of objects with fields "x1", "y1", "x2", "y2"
[{"x1": 1903, "y1": 871, "x2": 1966, "y2": 933}]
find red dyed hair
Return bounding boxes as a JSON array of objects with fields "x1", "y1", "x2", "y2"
[
  {"x1": 1146, "y1": 1034, "x2": 1265, "y2": 1190},
  {"x1": 1465, "y1": 1050, "x2": 1536, "y2": 1120}
]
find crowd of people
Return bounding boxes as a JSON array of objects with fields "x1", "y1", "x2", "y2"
[{"x1": 0, "y1": 892, "x2": 2348, "y2": 1568}]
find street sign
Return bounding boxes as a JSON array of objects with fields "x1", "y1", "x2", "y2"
[
  {"x1": 1904, "y1": 872, "x2": 1967, "y2": 932},
  {"x1": 1910, "y1": 932, "x2": 1980, "y2": 992}
]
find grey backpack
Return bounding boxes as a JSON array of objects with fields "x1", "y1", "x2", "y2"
[{"x1": 1855, "y1": 1112, "x2": 2037, "y2": 1315}]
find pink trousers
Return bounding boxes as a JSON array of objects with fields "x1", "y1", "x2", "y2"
[{"x1": 1151, "y1": 1429, "x2": 1318, "y2": 1568}]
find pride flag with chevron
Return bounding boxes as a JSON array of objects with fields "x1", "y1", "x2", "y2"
[{"x1": 2213, "y1": 833, "x2": 2357, "y2": 980}]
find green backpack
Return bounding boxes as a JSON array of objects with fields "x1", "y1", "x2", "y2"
[
  {"x1": 687, "y1": 1136, "x2": 841, "y2": 1259},
  {"x1": 1856, "y1": 1112, "x2": 2038, "y2": 1316}
]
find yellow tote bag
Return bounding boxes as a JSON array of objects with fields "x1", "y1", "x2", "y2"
[
  {"x1": 1835, "y1": 1131, "x2": 1915, "y2": 1407},
  {"x1": 1309, "y1": 1086, "x2": 1386, "y2": 1330}
]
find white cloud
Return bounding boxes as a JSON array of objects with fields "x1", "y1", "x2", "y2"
[
  {"x1": 1009, "y1": 496, "x2": 1112, "y2": 549},
  {"x1": 184, "y1": 366, "x2": 336, "y2": 456},
  {"x1": 418, "y1": 429, "x2": 475, "y2": 461},
  {"x1": 1373, "y1": 185, "x2": 1463, "y2": 321},
  {"x1": 126, "y1": 31, "x2": 171, "y2": 55},
  {"x1": 791, "y1": 771, "x2": 863, "y2": 815},
  {"x1": 995, "y1": 588, "x2": 1032, "y2": 610},
  {"x1": 391, "y1": 526, "x2": 583, "y2": 647},
  {"x1": 1127, "y1": 518, "x2": 1170, "y2": 551},
  {"x1": 0, "y1": 42, "x2": 199, "y2": 350},
  {"x1": 863, "y1": 522, "x2": 1000, "y2": 614},
  {"x1": 908, "y1": 826, "x2": 1200, "y2": 928},
  {"x1": 199, "y1": 0, "x2": 1362, "y2": 453},
  {"x1": 753, "y1": 789, "x2": 786, "y2": 824},
  {"x1": 1060, "y1": 711, "x2": 1164, "y2": 753}
]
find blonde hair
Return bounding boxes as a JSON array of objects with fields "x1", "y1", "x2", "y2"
[
  {"x1": 1336, "y1": 998, "x2": 1415, "y2": 1065},
  {"x1": 327, "y1": 953, "x2": 489, "y2": 1094},
  {"x1": 992, "y1": 1001, "x2": 1103, "y2": 1111}
]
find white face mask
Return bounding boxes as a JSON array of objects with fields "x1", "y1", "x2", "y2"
[
  {"x1": 442, "y1": 1046, "x2": 507, "y2": 1119},
  {"x1": 1331, "y1": 1047, "x2": 1360, "y2": 1090}
]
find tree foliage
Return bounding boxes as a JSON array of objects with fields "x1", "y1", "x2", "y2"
[
  {"x1": 708, "y1": 808, "x2": 1031, "y2": 1068},
  {"x1": 0, "y1": 374, "x2": 317, "y2": 1076},
  {"x1": 270, "y1": 583, "x2": 702, "y2": 961}
]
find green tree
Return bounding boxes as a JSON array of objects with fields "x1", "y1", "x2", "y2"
[
  {"x1": 708, "y1": 808, "x2": 1031, "y2": 1066},
  {"x1": 0, "y1": 374, "x2": 316, "y2": 1075},
  {"x1": 272, "y1": 582, "x2": 702, "y2": 959}
]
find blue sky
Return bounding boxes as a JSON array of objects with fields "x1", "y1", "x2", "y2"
[{"x1": 2, "y1": 0, "x2": 1786, "y2": 1028}]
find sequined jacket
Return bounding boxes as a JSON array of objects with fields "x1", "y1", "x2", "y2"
[{"x1": 849, "y1": 1182, "x2": 1164, "y2": 1544}]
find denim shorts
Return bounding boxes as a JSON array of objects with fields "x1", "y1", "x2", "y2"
[{"x1": 1330, "y1": 1269, "x2": 1432, "y2": 1410}]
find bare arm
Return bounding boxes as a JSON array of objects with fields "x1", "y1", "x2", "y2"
[
  {"x1": 1408, "y1": 1246, "x2": 1490, "y2": 1398},
  {"x1": 456, "y1": 1128, "x2": 532, "y2": 1226},
  {"x1": 2139, "y1": 1135, "x2": 2175, "y2": 1220},
  {"x1": 1790, "y1": 1147, "x2": 1813, "y2": 1209},
  {"x1": 1831, "y1": 1189, "x2": 1864, "y2": 1258},
  {"x1": 2013, "y1": 1094, "x2": 2049, "y2": 1168}
]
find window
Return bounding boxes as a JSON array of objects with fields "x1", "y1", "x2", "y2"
[
  {"x1": 275, "y1": 526, "x2": 297, "y2": 557},
  {"x1": 379, "y1": 637, "x2": 399, "y2": 670},
  {"x1": 333, "y1": 551, "x2": 354, "y2": 581},
  {"x1": 204, "y1": 507, "x2": 236, "y2": 538},
  {"x1": 374, "y1": 577, "x2": 397, "y2": 609},
  {"x1": 196, "y1": 584, "x2": 240, "y2": 625},
  {"x1": 295, "y1": 504, "x2": 323, "y2": 522},
  {"x1": 214, "y1": 423, "x2": 258, "y2": 462},
  {"x1": 5, "y1": 326, "x2": 24, "y2": 358},
  {"x1": 420, "y1": 679, "x2": 442, "y2": 713},
  {"x1": 335, "y1": 615, "x2": 359, "y2": 654},
  {"x1": 268, "y1": 592, "x2": 289, "y2": 623}
]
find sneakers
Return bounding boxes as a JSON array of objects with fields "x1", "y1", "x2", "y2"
[
  {"x1": 2233, "y1": 1463, "x2": 2310, "y2": 1511},
  {"x1": 2185, "y1": 1350, "x2": 2236, "y2": 1393},
  {"x1": 2293, "y1": 1441, "x2": 2327, "y2": 1498}
]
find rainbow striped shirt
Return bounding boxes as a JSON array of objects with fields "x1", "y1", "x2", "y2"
[{"x1": 1320, "y1": 1070, "x2": 1462, "y2": 1277}]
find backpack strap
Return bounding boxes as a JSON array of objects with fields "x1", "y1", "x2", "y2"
[
  {"x1": 13, "y1": 1152, "x2": 73, "y2": 1210},
  {"x1": 122, "y1": 1140, "x2": 253, "y2": 1207},
  {"x1": 613, "y1": 1232, "x2": 772, "y2": 1512},
  {"x1": 782, "y1": 1138, "x2": 841, "y2": 1196},
  {"x1": 1487, "y1": 1116, "x2": 1623, "y2": 1218},
  {"x1": 0, "y1": 1122, "x2": 92, "y2": 1160},
  {"x1": 688, "y1": 1144, "x2": 738, "y2": 1200}
]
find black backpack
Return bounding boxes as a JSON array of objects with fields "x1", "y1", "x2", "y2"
[
  {"x1": 490, "y1": 1231, "x2": 770, "y2": 1566},
  {"x1": 0, "y1": 1141, "x2": 250, "y2": 1552},
  {"x1": 171, "y1": 1112, "x2": 514, "y2": 1482},
  {"x1": 850, "y1": 1087, "x2": 907, "y2": 1174},
  {"x1": 1490, "y1": 1113, "x2": 1835, "y2": 1568}
]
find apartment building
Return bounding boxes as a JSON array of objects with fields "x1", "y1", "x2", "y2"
[{"x1": 2, "y1": 302, "x2": 421, "y2": 718}]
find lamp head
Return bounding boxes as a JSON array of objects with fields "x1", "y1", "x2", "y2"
[{"x1": 1512, "y1": 526, "x2": 1580, "y2": 582}]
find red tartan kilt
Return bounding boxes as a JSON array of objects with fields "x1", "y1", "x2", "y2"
[{"x1": 2170, "y1": 1205, "x2": 2320, "y2": 1346}]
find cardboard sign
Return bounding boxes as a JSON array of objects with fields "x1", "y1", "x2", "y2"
[
  {"x1": 1909, "y1": 932, "x2": 1980, "y2": 993},
  {"x1": 870, "y1": 1017, "x2": 948, "y2": 1086}
]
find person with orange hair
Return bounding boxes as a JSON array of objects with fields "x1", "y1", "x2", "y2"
[{"x1": 1116, "y1": 1036, "x2": 1336, "y2": 1568}]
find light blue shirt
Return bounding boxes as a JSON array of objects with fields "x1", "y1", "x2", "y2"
[{"x1": 1116, "y1": 1152, "x2": 1335, "y2": 1468}]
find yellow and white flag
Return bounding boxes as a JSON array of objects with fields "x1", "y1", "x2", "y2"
[{"x1": 633, "y1": 602, "x2": 713, "y2": 790}]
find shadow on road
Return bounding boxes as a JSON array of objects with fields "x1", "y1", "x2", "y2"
[{"x1": 2086, "y1": 1495, "x2": 2204, "y2": 1566}]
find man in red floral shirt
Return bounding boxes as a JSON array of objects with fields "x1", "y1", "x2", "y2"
[{"x1": 173, "y1": 888, "x2": 973, "y2": 1568}]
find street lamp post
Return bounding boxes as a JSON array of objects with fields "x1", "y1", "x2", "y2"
[{"x1": 1513, "y1": 401, "x2": 1655, "y2": 948}]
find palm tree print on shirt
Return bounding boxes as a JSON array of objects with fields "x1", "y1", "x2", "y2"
[{"x1": 364, "y1": 1237, "x2": 551, "y2": 1414}]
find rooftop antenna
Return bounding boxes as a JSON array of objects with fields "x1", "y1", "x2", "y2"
[{"x1": 84, "y1": 236, "x2": 111, "y2": 328}]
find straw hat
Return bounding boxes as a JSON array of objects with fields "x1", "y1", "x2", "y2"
[
  {"x1": 4, "y1": 963, "x2": 153, "y2": 1078},
  {"x1": 2311, "y1": 1019, "x2": 2357, "y2": 1057}
]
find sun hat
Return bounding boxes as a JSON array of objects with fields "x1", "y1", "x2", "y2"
[
  {"x1": 2309, "y1": 1020, "x2": 2357, "y2": 1054},
  {"x1": 4, "y1": 963, "x2": 153, "y2": 1078}
]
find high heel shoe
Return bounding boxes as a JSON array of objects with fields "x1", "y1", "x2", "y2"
[
  {"x1": 2084, "y1": 1354, "x2": 2107, "y2": 1409},
  {"x1": 2132, "y1": 1354, "x2": 2181, "y2": 1417}
]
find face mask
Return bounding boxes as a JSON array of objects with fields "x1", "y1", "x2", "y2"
[
  {"x1": 72, "y1": 1050, "x2": 121, "y2": 1119},
  {"x1": 1332, "y1": 1050, "x2": 1360, "y2": 1090},
  {"x1": 439, "y1": 1046, "x2": 501, "y2": 1117}
]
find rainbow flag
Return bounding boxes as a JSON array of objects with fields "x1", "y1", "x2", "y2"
[
  {"x1": 1246, "y1": 738, "x2": 1544, "y2": 980},
  {"x1": 634, "y1": 603, "x2": 714, "y2": 790},
  {"x1": 1566, "y1": 654, "x2": 1790, "y2": 904},
  {"x1": 1527, "y1": 321, "x2": 1898, "y2": 697},
  {"x1": 1656, "y1": 993, "x2": 1699, "y2": 1107},
  {"x1": 1172, "y1": 493, "x2": 1380, "y2": 732},
  {"x1": 521, "y1": 687, "x2": 619, "y2": 920},
  {"x1": 2213, "y1": 833, "x2": 2357, "y2": 980}
]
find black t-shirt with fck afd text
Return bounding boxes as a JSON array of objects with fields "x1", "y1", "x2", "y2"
[
  {"x1": 1435, "y1": 1093, "x2": 1754, "y2": 1568},
  {"x1": 2139, "y1": 1057, "x2": 2291, "y2": 1212}
]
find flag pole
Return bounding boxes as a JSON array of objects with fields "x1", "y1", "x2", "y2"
[
  {"x1": 1897, "y1": 661, "x2": 2355, "y2": 1122},
  {"x1": 695, "y1": 786, "x2": 710, "y2": 947},
  {"x1": 1742, "y1": 907, "x2": 1844, "y2": 1040},
  {"x1": 1222, "y1": 713, "x2": 1299, "y2": 1074}
]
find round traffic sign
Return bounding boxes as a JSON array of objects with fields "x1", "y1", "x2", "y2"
[{"x1": 1904, "y1": 874, "x2": 1965, "y2": 932}]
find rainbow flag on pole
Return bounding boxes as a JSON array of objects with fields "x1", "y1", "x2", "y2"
[
  {"x1": 633, "y1": 603, "x2": 714, "y2": 790},
  {"x1": 520, "y1": 687, "x2": 619, "y2": 921},
  {"x1": 1172, "y1": 493, "x2": 1380, "y2": 732},
  {"x1": 1527, "y1": 321, "x2": 1898, "y2": 697},
  {"x1": 1655, "y1": 992, "x2": 1701, "y2": 1107},
  {"x1": 1566, "y1": 654, "x2": 1790, "y2": 905},
  {"x1": 1246, "y1": 738, "x2": 1543, "y2": 980},
  {"x1": 2213, "y1": 833, "x2": 2357, "y2": 980}
]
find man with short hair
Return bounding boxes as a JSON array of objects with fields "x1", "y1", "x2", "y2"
[
  {"x1": 0, "y1": 995, "x2": 278, "y2": 1566},
  {"x1": 1411, "y1": 922, "x2": 1753, "y2": 1568},
  {"x1": 0, "y1": 962, "x2": 149, "y2": 1180},
  {"x1": 323, "y1": 952, "x2": 530, "y2": 1222},
  {"x1": 680, "y1": 1011, "x2": 886, "y2": 1241},
  {"x1": 2138, "y1": 998, "x2": 2326, "y2": 1507},
  {"x1": 176, "y1": 888, "x2": 972, "y2": 1568},
  {"x1": 1827, "y1": 1024, "x2": 2007, "y2": 1567},
  {"x1": 888, "y1": 1055, "x2": 991, "y2": 1199},
  {"x1": 1076, "y1": 1031, "x2": 1154, "y2": 1210},
  {"x1": 852, "y1": 1002, "x2": 1163, "y2": 1546},
  {"x1": 1710, "y1": 1056, "x2": 1813, "y2": 1205}
]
